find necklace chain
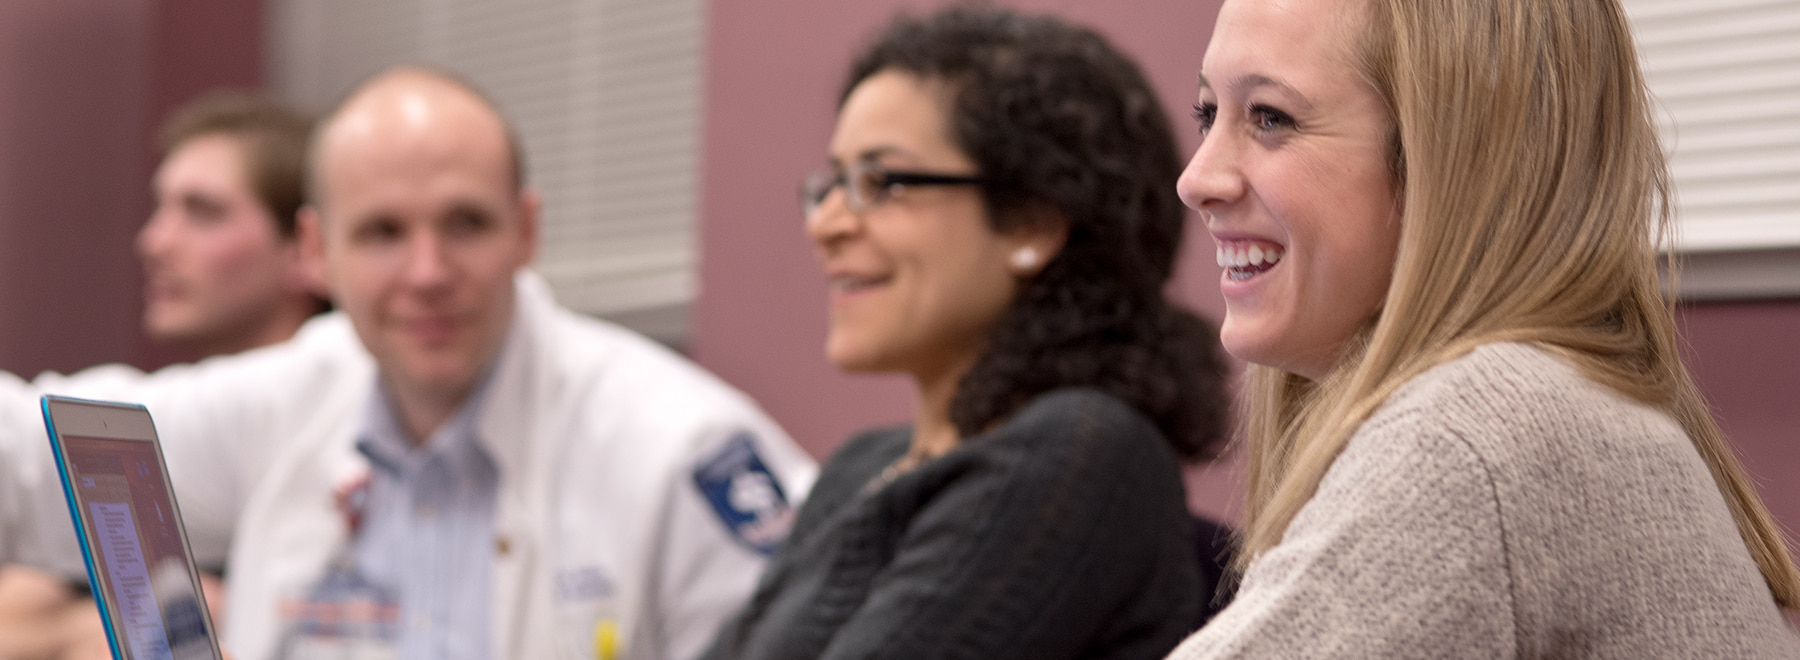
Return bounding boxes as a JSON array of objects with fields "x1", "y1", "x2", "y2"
[{"x1": 864, "y1": 446, "x2": 936, "y2": 494}]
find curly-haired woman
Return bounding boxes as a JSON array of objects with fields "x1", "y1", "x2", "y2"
[{"x1": 701, "y1": 6, "x2": 1233, "y2": 660}]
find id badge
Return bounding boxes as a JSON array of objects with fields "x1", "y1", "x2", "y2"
[
  {"x1": 556, "y1": 565, "x2": 620, "y2": 660},
  {"x1": 277, "y1": 554, "x2": 400, "y2": 660}
]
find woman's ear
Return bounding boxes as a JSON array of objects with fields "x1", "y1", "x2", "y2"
[{"x1": 1004, "y1": 206, "x2": 1070, "y2": 277}]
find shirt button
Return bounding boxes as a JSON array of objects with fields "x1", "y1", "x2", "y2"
[{"x1": 496, "y1": 535, "x2": 512, "y2": 556}]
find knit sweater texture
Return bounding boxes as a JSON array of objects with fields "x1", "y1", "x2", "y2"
[
  {"x1": 704, "y1": 388, "x2": 1201, "y2": 660},
  {"x1": 1169, "y1": 342, "x2": 1800, "y2": 659}
]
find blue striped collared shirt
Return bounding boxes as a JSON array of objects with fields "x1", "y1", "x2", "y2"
[{"x1": 351, "y1": 380, "x2": 499, "y2": 660}]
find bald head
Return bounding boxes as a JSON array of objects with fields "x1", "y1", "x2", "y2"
[
  {"x1": 296, "y1": 65, "x2": 541, "y2": 437},
  {"x1": 310, "y1": 66, "x2": 524, "y2": 208}
]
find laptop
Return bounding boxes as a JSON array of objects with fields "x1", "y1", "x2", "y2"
[{"x1": 40, "y1": 394, "x2": 224, "y2": 660}]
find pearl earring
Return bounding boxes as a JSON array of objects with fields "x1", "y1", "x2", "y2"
[{"x1": 1011, "y1": 247, "x2": 1040, "y2": 272}]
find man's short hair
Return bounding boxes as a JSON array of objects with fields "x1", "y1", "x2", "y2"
[{"x1": 158, "y1": 92, "x2": 314, "y2": 238}]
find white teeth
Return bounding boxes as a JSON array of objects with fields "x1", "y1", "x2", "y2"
[{"x1": 1215, "y1": 243, "x2": 1285, "y2": 271}]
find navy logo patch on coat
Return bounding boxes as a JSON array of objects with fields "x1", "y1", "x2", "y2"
[{"x1": 693, "y1": 432, "x2": 794, "y2": 554}]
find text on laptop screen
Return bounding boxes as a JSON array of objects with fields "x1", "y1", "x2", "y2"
[{"x1": 64, "y1": 434, "x2": 210, "y2": 660}]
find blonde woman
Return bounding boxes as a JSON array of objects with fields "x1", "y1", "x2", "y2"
[{"x1": 1167, "y1": 0, "x2": 1800, "y2": 656}]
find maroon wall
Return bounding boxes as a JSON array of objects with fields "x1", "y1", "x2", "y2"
[
  {"x1": 137, "y1": 0, "x2": 268, "y2": 368},
  {"x1": 1677, "y1": 302, "x2": 1800, "y2": 629},
  {"x1": 691, "y1": 0, "x2": 1800, "y2": 606},
  {"x1": 1678, "y1": 303, "x2": 1800, "y2": 557},
  {"x1": 0, "y1": 0, "x2": 263, "y2": 377},
  {"x1": 0, "y1": 0, "x2": 154, "y2": 377}
]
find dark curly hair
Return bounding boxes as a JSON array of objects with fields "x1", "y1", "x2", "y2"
[{"x1": 843, "y1": 4, "x2": 1230, "y2": 460}]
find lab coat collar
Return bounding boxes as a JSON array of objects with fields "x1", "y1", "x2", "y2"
[
  {"x1": 470, "y1": 270, "x2": 554, "y2": 487},
  {"x1": 472, "y1": 270, "x2": 556, "y2": 658}
]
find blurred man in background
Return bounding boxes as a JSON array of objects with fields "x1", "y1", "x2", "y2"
[
  {"x1": 0, "y1": 67, "x2": 811, "y2": 660},
  {"x1": 0, "y1": 92, "x2": 323, "y2": 660},
  {"x1": 137, "y1": 92, "x2": 327, "y2": 357}
]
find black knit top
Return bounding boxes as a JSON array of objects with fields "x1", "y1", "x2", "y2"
[{"x1": 702, "y1": 388, "x2": 1200, "y2": 660}]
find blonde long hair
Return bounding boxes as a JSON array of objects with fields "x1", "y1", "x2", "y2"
[{"x1": 1236, "y1": 0, "x2": 1800, "y2": 608}]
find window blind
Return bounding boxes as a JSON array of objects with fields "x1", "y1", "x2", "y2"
[
  {"x1": 268, "y1": 0, "x2": 702, "y2": 340},
  {"x1": 1628, "y1": 0, "x2": 1800, "y2": 299}
]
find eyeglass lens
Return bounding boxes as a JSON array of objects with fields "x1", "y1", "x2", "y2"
[{"x1": 801, "y1": 162, "x2": 886, "y2": 218}]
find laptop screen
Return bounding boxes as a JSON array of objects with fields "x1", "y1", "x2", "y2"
[{"x1": 62, "y1": 433, "x2": 212, "y2": 660}]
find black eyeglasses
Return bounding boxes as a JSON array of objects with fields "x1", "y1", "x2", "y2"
[{"x1": 800, "y1": 160, "x2": 984, "y2": 218}]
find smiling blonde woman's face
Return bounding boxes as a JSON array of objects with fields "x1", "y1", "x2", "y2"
[{"x1": 1177, "y1": 0, "x2": 1402, "y2": 379}]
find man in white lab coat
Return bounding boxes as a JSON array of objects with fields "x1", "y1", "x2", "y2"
[{"x1": 0, "y1": 66, "x2": 815, "y2": 660}]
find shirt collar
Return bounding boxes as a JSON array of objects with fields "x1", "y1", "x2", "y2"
[{"x1": 355, "y1": 358, "x2": 504, "y2": 478}]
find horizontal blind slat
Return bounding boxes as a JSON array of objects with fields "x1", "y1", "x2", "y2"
[
  {"x1": 1630, "y1": 0, "x2": 1800, "y2": 256},
  {"x1": 270, "y1": 0, "x2": 701, "y2": 335}
]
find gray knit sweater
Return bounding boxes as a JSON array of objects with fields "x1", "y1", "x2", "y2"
[{"x1": 1169, "y1": 343, "x2": 1800, "y2": 658}]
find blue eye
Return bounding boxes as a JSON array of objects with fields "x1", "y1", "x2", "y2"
[{"x1": 1249, "y1": 104, "x2": 1296, "y2": 132}]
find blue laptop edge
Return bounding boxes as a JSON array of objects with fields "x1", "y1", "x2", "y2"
[{"x1": 42, "y1": 393, "x2": 141, "y2": 660}]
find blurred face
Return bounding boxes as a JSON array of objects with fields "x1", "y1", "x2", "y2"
[
  {"x1": 139, "y1": 133, "x2": 305, "y2": 353},
  {"x1": 807, "y1": 71, "x2": 1039, "y2": 385},
  {"x1": 305, "y1": 91, "x2": 537, "y2": 405},
  {"x1": 1177, "y1": 0, "x2": 1401, "y2": 379}
]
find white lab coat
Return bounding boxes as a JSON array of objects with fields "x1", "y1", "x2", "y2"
[{"x1": 0, "y1": 273, "x2": 817, "y2": 660}]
